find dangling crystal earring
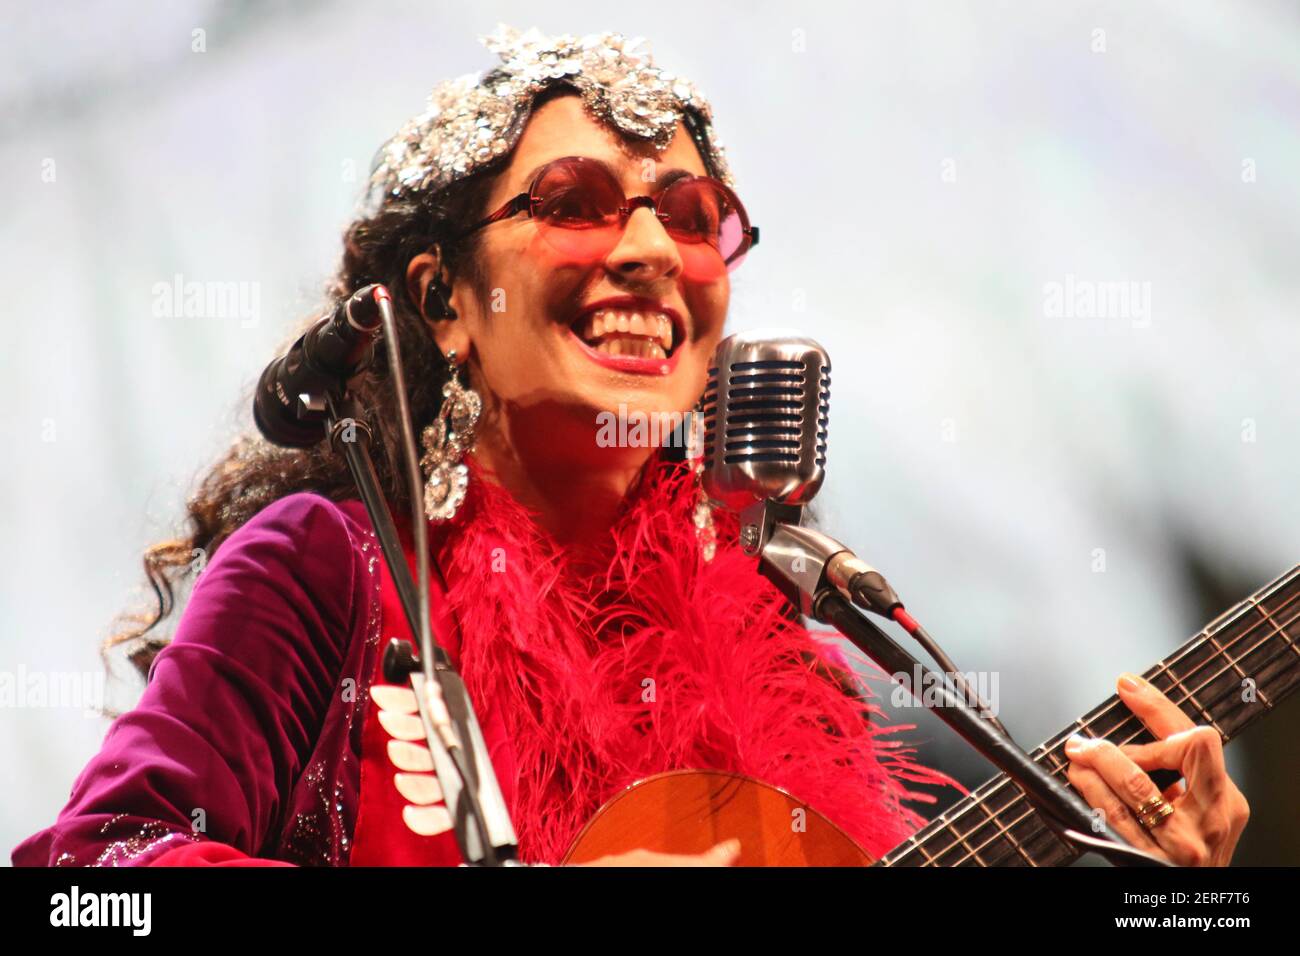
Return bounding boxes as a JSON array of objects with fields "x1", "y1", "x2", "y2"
[
  {"x1": 692, "y1": 461, "x2": 718, "y2": 562},
  {"x1": 420, "y1": 349, "x2": 481, "y2": 522},
  {"x1": 686, "y1": 405, "x2": 717, "y2": 561}
]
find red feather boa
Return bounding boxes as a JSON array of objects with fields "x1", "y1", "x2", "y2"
[{"x1": 432, "y1": 453, "x2": 965, "y2": 863}]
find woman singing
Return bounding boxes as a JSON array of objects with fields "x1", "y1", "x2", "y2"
[{"x1": 14, "y1": 26, "x2": 1248, "y2": 868}]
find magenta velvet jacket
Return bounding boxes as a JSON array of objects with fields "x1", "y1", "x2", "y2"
[{"x1": 14, "y1": 493, "x2": 389, "y2": 866}]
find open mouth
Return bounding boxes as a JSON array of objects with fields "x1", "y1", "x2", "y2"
[{"x1": 570, "y1": 307, "x2": 680, "y2": 361}]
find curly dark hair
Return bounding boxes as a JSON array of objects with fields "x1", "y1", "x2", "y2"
[{"x1": 105, "y1": 145, "x2": 508, "y2": 682}]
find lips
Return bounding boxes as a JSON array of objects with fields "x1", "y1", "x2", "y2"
[{"x1": 568, "y1": 297, "x2": 686, "y2": 375}]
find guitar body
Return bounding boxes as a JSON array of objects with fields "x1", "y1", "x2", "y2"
[{"x1": 562, "y1": 769, "x2": 875, "y2": 866}]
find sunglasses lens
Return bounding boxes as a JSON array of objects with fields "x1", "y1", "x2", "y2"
[
  {"x1": 659, "y1": 179, "x2": 750, "y2": 279},
  {"x1": 528, "y1": 158, "x2": 753, "y2": 277},
  {"x1": 531, "y1": 159, "x2": 625, "y2": 259}
]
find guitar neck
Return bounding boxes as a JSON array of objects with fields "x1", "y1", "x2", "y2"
[{"x1": 877, "y1": 564, "x2": 1300, "y2": 867}]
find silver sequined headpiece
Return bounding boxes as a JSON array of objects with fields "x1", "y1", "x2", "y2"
[{"x1": 365, "y1": 24, "x2": 735, "y2": 212}]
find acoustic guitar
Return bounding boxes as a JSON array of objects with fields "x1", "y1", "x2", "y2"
[{"x1": 561, "y1": 564, "x2": 1300, "y2": 866}]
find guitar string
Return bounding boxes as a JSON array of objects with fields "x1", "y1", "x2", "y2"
[
  {"x1": 887, "y1": 583, "x2": 1299, "y2": 867},
  {"x1": 1062, "y1": 587, "x2": 1298, "y2": 743},
  {"x1": 925, "y1": 594, "x2": 1300, "y2": 867},
  {"x1": 920, "y1": 616, "x2": 1300, "y2": 868},
  {"x1": 918, "y1": 598, "x2": 1300, "y2": 867},
  {"x1": 890, "y1": 585, "x2": 1298, "y2": 867}
]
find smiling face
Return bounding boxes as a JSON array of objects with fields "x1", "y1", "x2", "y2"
[{"x1": 409, "y1": 92, "x2": 731, "y2": 479}]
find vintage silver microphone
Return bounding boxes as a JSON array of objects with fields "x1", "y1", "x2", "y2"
[
  {"x1": 700, "y1": 329, "x2": 1011, "y2": 738},
  {"x1": 700, "y1": 329, "x2": 899, "y2": 619},
  {"x1": 700, "y1": 329, "x2": 829, "y2": 514}
]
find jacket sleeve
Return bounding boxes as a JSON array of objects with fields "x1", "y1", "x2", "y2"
[{"x1": 11, "y1": 493, "x2": 361, "y2": 867}]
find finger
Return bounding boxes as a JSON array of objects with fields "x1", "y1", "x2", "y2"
[
  {"x1": 1119, "y1": 727, "x2": 1228, "y2": 798},
  {"x1": 1066, "y1": 736, "x2": 1166, "y2": 815},
  {"x1": 1116, "y1": 672, "x2": 1197, "y2": 740},
  {"x1": 579, "y1": 838, "x2": 743, "y2": 867},
  {"x1": 1120, "y1": 747, "x2": 1190, "y2": 800},
  {"x1": 696, "y1": 838, "x2": 742, "y2": 867},
  {"x1": 629, "y1": 841, "x2": 742, "y2": 867},
  {"x1": 1068, "y1": 734, "x2": 1215, "y2": 866},
  {"x1": 1064, "y1": 757, "x2": 1162, "y2": 855}
]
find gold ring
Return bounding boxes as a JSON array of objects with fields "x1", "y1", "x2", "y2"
[
  {"x1": 1138, "y1": 798, "x2": 1175, "y2": 829},
  {"x1": 1136, "y1": 796, "x2": 1165, "y2": 816}
]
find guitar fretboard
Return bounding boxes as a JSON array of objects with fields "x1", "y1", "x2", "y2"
[{"x1": 876, "y1": 564, "x2": 1300, "y2": 867}]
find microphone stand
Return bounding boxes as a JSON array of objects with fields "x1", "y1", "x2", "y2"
[
  {"x1": 319, "y1": 392, "x2": 517, "y2": 865},
  {"x1": 740, "y1": 499, "x2": 1170, "y2": 868},
  {"x1": 287, "y1": 312, "x2": 519, "y2": 866}
]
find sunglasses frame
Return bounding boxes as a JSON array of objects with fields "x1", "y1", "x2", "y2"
[{"x1": 451, "y1": 155, "x2": 759, "y2": 268}]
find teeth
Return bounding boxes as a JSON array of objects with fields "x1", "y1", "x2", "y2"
[
  {"x1": 593, "y1": 337, "x2": 667, "y2": 360},
  {"x1": 580, "y1": 309, "x2": 674, "y2": 352}
]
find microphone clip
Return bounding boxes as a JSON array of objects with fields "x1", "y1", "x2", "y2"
[
  {"x1": 742, "y1": 499, "x2": 853, "y2": 618},
  {"x1": 737, "y1": 498, "x2": 803, "y2": 556}
]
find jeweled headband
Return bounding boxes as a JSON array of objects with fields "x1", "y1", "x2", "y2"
[{"x1": 364, "y1": 24, "x2": 735, "y2": 212}]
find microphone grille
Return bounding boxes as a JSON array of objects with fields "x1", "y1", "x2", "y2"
[{"x1": 701, "y1": 330, "x2": 830, "y2": 509}]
